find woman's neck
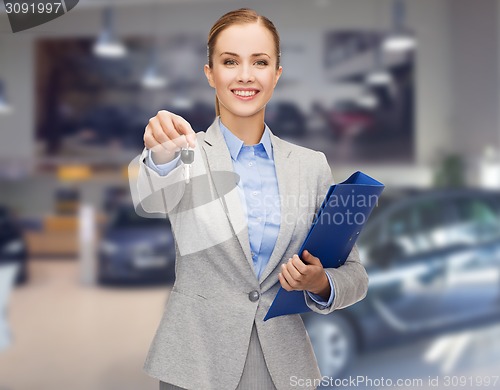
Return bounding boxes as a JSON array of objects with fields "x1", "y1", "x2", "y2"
[{"x1": 219, "y1": 110, "x2": 265, "y2": 145}]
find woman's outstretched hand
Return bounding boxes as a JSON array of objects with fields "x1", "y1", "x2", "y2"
[
  {"x1": 278, "y1": 250, "x2": 331, "y2": 300},
  {"x1": 143, "y1": 110, "x2": 197, "y2": 165}
]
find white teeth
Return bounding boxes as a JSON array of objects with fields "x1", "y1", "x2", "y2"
[{"x1": 233, "y1": 90, "x2": 256, "y2": 97}]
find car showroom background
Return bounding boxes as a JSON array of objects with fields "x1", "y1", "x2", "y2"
[{"x1": 1, "y1": 0, "x2": 500, "y2": 389}]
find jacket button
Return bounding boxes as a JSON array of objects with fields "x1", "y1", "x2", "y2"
[{"x1": 248, "y1": 290, "x2": 260, "y2": 302}]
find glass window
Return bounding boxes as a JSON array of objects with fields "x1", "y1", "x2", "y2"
[
  {"x1": 365, "y1": 204, "x2": 418, "y2": 264},
  {"x1": 411, "y1": 198, "x2": 455, "y2": 253},
  {"x1": 387, "y1": 207, "x2": 415, "y2": 238},
  {"x1": 452, "y1": 196, "x2": 500, "y2": 244},
  {"x1": 414, "y1": 199, "x2": 452, "y2": 231}
]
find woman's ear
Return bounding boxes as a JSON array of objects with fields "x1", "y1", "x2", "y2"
[
  {"x1": 204, "y1": 64, "x2": 215, "y2": 88},
  {"x1": 274, "y1": 66, "x2": 283, "y2": 88}
]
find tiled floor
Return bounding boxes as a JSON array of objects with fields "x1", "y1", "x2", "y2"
[
  {"x1": 0, "y1": 260, "x2": 170, "y2": 390},
  {"x1": 5, "y1": 260, "x2": 500, "y2": 390}
]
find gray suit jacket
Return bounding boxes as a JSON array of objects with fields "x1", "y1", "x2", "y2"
[{"x1": 129, "y1": 118, "x2": 368, "y2": 390}]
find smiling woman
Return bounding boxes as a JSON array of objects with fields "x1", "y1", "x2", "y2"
[
  {"x1": 204, "y1": 8, "x2": 282, "y2": 140},
  {"x1": 131, "y1": 7, "x2": 369, "y2": 390},
  {"x1": 203, "y1": 21, "x2": 282, "y2": 144}
]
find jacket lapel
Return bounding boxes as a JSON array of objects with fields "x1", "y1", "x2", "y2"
[
  {"x1": 258, "y1": 133, "x2": 300, "y2": 284},
  {"x1": 201, "y1": 119, "x2": 256, "y2": 275}
]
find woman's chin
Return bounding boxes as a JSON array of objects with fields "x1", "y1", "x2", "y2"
[{"x1": 221, "y1": 104, "x2": 267, "y2": 119}]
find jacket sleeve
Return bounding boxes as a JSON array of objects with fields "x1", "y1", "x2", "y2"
[
  {"x1": 145, "y1": 149, "x2": 182, "y2": 176},
  {"x1": 303, "y1": 152, "x2": 369, "y2": 314},
  {"x1": 128, "y1": 147, "x2": 187, "y2": 218}
]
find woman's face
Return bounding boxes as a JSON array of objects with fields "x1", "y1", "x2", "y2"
[{"x1": 204, "y1": 22, "x2": 282, "y2": 122}]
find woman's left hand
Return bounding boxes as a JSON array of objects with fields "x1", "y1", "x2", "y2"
[{"x1": 278, "y1": 250, "x2": 330, "y2": 299}]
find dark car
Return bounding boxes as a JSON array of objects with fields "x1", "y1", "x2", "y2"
[
  {"x1": 265, "y1": 101, "x2": 307, "y2": 139},
  {"x1": 301, "y1": 188, "x2": 500, "y2": 379},
  {"x1": 0, "y1": 206, "x2": 28, "y2": 285},
  {"x1": 98, "y1": 204, "x2": 176, "y2": 285},
  {"x1": 165, "y1": 101, "x2": 216, "y2": 133}
]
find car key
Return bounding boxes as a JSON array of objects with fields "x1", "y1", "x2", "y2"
[{"x1": 180, "y1": 147, "x2": 194, "y2": 183}]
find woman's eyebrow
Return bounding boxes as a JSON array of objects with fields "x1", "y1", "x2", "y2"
[{"x1": 220, "y1": 51, "x2": 271, "y2": 59}]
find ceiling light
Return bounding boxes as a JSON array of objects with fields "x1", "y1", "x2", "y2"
[
  {"x1": 142, "y1": 66, "x2": 168, "y2": 89},
  {"x1": 93, "y1": 7, "x2": 127, "y2": 58},
  {"x1": 366, "y1": 44, "x2": 393, "y2": 86},
  {"x1": 366, "y1": 70, "x2": 392, "y2": 85},
  {"x1": 383, "y1": 0, "x2": 416, "y2": 53},
  {"x1": 357, "y1": 93, "x2": 378, "y2": 109},
  {"x1": 141, "y1": 44, "x2": 168, "y2": 89},
  {"x1": 383, "y1": 34, "x2": 416, "y2": 52}
]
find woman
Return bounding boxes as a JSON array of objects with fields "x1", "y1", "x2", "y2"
[{"x1": 131, "y1": 8, "x2": 368, "y2": 390}]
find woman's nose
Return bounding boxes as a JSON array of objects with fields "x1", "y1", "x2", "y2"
[{"x1": 237, "y1": 64, "x2": 255, "y2": 83}]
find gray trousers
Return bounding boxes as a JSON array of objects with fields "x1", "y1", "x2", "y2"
[{"x1": 159, "y1": 322, "x2": 277, "y2": 390}]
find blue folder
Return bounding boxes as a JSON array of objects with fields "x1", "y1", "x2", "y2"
[{"x1": 264, "y1": 171, "x2": 385, "y2": 321}]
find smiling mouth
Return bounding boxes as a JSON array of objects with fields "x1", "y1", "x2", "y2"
[{"x1": 232, "y1": 89, "x2": 259, "y2": 97}]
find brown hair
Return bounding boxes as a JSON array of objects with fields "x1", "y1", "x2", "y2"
[{"x1": 207, "y1": 8, "x2": 281, "y2": 116}]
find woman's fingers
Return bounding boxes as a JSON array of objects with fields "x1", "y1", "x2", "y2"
[
  {"x1": 144, "y1": 127, "x2": 164, "y2": 151},
  {"x1": 287, "y1": 257, "x2": 304, "y2": 280},
  {"x1": 278, "y1": 272, "x2": 293, "y2": 291},
  {"x1": 148, "y1": 116, "x2": 170, "y2": 146},
  {"x1": 156, "y1": 111, "x2": 197, "y2": 149},
  {"x1": 280, "y1": 263, "x2": 298, "y2": 289},
  {"x1": 156, "y1": 111, "x2": 179, "y2": 145},
  {"x1": 293, "y1": 255, "x2": 308, "y2": 273},
  {"x1": 143, "y1": 110, "x2": 197, "y2": 165},
  {"x1": 152, "y1": 114, "x2": 183, "y2": 153},
  {"x1": 281, "y1": 253, "x2": 329, "y2": 293},
  {"x1": 144, "y1": 110, "x2": 196, "y2": 151},
  {"x1": 144, "y1": 121, "x2": 178, "y2": 164},
  {"x1": 169, "y1": 113, "x2": 197, "y2": 148}
]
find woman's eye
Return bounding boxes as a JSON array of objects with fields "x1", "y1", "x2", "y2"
[
  {"x1": 255, "y1": 60, "x2": 268, "y2": 66},
  {"x1": 224, "y1": 59, "x2": 237, "y2": 66}
]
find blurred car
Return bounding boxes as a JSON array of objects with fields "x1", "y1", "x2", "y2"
[
  {"x1": 54, "y1": 186, "x2": 80, "y2": 215},
  {"x1": 0, "y1": 206, "x2": 28, "y2": 285},
  {"x1": 265, "y1": 101, "x2": 307, "y2": 139},
  {"x1": 328, "y1": 100, "x2": 376, "y2": 138},
  {"x1": 98, "y1": 204, "x2": 176, "y2": 285},
  {"x1": 103, "y1": 186, "x2": 131, "y2": 214},
  {"x1": 301, "y1": 188, "x2": 500, "y2": 379}
]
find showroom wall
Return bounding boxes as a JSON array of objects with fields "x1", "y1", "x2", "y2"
[
  {"x1": 0, "y1": 35, "x2": 34, "y2": 165},
  {"x1": 448, "y1": 0, "x2": 500, "y2": 168}
]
